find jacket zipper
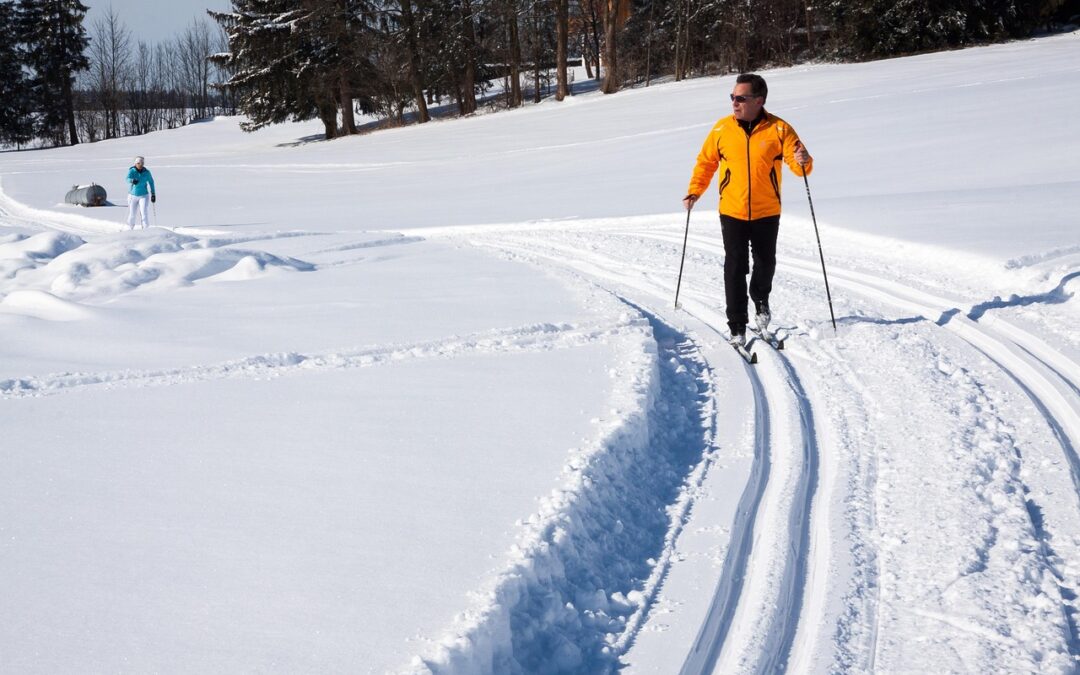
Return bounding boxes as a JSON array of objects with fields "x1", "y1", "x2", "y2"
[{"x1": 745, "y1": 128, "x2": 752, "y2": 220}]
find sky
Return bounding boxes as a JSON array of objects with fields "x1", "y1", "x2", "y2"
[{"x1": 82, "y1": 0, "x2": 232, "y2": 47}]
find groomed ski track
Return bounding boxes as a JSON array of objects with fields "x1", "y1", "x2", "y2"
[
  {"x1": 417, "y1": 213, "x2": 1080, "y2": 673},
  {"x1": 635, "y1": 228, "x2": 1080, "y2": 506},
  {"x1": 6, "y1": 185, "x2": 1078, "y2": 671},
  {"x1": 429, "y1": 223, "x2": 829, "y2": 673}
]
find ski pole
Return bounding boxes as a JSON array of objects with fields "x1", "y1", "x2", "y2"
[
  {"x1": 797, "y1": 148, "x2": 837, "y2": 333},
  {"x1": 152, "y1": 201, "x2": 157, "y2": 228},
  {"x1": 674, "y1": 204, "x2": 692, "y2": 309}
]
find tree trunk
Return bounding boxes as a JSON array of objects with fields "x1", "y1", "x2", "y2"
[
  {"x1": 508, "y1": 0, "x2": 522, "y2": 108},
  {"x1": 459, "y1": 0, "x2": 478, "y2": 114},
  {"x1": 673, "y1": 0, "x2": 684, "y2": 81},
  {"x1": 319, "y1": 96, "x2": 337, "y2": 139},
  {"x1": 532, "y1": 1, "x2": 541, "y2": 103},
  {"x1": 588, "y1": 1, "x2": 601, "y2": 80},
  {"x1": 555, "y1": 0, "x2": 568, "y2": 99},
  {"x1": 680, "y1": 0, "x2": 692, "y2": 79},
  {"x1": 400, "y1": 0, "x2": 430, "y2": 123},
  {"x1": 57, "y1": 0, "x2": 79, "y2": 146},
  {"x1": 63, "y1": 77, "x2": 79, "y2": 145},
  {"x1": 529, "y1": 1, "x2": 540, "y2": 103},
  {"x1": 582, "y1": 33, "x2": 594, "y2": 79},
  {"x1": 601, "y1": 0, "x2": 618, "y2": 94},
  {"x1": 644, "y1": 0, "x2": 655, "y2": 86},
  {"x1": 340, "y1": 73, "x2": 357, "y2": 135}
]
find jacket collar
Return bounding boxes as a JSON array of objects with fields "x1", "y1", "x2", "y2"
[{"x1": 736, "y1": 109, "x2": 768, "y2": 134}]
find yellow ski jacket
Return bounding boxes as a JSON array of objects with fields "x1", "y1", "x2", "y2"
[{"x1": 687, "y1": 112, "x2": 812, "y2": 221}]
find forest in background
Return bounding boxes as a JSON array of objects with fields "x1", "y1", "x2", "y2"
[{"x1": 1, "y1": 0, "x2": 1078, "y2": 147}]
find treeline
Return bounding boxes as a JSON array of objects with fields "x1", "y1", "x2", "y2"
[
  {"x1": 0, "y1": 0, "x2": 231, "y2": 148},
  {"x1": 0, "y1": 0, "x2": 87, "y2": 147},
  {"x1": 212, "y1": 0, "x2": 1074, "y2": 140},
  {"x1": 2, "y1": 0, "x2": 1077, "y2": 148},
  {"x1": 75, "y1": 8, "x2": 234, "y2": 144},
  {"x1": 625, "y1": 0, "x2": 1075, "y2": 77}
]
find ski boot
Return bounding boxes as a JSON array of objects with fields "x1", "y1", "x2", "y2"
[{"x1": 754, "y1": 300, "x2": 771, "y2": 335}]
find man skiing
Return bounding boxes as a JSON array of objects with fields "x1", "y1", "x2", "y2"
[
  {"x1": 125, "y1": 155, "x2": 156, "y2": 229},
  {"x1": 682, "y1": 73, "x2": 812, "y2": 347}
]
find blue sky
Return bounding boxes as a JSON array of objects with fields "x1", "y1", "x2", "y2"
[{"x1": 83, "y1": 0, "x2": 232, "y2": 47}]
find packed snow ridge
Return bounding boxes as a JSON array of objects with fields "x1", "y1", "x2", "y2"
[{"x1": 411, "y1": 306, "x2": 720, "y2": 673}]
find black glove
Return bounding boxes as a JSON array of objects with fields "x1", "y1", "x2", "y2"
[
  {"x1": 131, "y1": 178, "x2": 139, "y2": 185},
  {"x1": 151, "y1": 194, "x2": 156, "y2": 203}
]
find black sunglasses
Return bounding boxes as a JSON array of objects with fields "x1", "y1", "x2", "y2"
[{"x1": 730, "y1": 94, "x2": 760, "y2": 103}]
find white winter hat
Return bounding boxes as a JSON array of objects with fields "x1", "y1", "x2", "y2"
[{"x1": 134, "y1": 156, "x2": 144, "y2": 164}]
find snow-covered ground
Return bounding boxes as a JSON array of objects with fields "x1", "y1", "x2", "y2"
[{"x1": 2, "y1": 33, "x2": 1078, "y2": 674}]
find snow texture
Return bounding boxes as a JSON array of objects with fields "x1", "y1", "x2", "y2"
[{"x1": 2, "y1": 33, "x2": 1079, "y2": 675}]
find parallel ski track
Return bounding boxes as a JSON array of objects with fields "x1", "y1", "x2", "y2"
[
  {"x1": 678, "y1": 359, "x2": 770, "y2": 675},
  {"x1": 634, "y1": 227, "x2": 1080, "y2": 664},
  {"x1": 468, "y1": 233, "x2": 821, "y2": 674},
  {"x1": 639, "y1": 229, "x2": 1080, "y2": 502}
]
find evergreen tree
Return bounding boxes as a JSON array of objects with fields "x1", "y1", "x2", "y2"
[
  {"x1": 826, "y1": 0, "x2": 1038, "y2": 58},
  {"x1": 396, "y1": 0, "x2": 430, "y2": 122},
  {"x1": 17, "y1": 0, "x2": 90, "y2": 146},
  {"x1": 430, "y1": 0, "x2": 482, "y2": 115},
  {"x1": 211, "y1": 2, "x2": 326, "y2": 136},
  {"x1": 211, "y1": 0, "x2": 371, "y2": 139},
  {"x1": 373, "y1": 0, "x2": 484, "y2": 117},
  {"x1": 0, "y1": 0, "x2": 34, "y2": 146}
]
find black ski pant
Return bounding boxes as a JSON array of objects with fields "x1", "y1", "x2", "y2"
[{"x1": 720, "y1": 214, "x2": 780, "y2": 333}]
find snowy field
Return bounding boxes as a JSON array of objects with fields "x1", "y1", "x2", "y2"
[{"x1": 2, "y1": 33, "x2": 1079, "y2": 674}]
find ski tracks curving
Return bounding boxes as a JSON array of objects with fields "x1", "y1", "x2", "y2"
[
  {"x1": 454, "y1": 228, "x2": 825, "y2": 674},
  {"x1": 636, "y1": 224, "x2": 1080, "y2": 668},
  {"x1": 1, "y1": 319, "x2": 639, "y2": 398},
  {"x1": 442, "y1": 217, "x2": 1080, "y2": 672}
]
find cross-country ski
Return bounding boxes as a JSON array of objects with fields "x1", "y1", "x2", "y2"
[{"x1": 750, "y1": 327, "x2": 786, "y2": 351}]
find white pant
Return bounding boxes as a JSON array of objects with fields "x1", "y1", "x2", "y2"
[{"x1": 127, "y1": 194, "x2": 150, "y2": 228}]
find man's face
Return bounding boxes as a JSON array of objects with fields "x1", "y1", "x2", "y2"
[{"x1": 731, "y1": 83, "x2": 764, "y2": 121}]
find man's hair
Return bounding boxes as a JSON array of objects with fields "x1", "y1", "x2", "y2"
[{"x1": 736, "y1": 73, "x2": 767, "y2": 101}]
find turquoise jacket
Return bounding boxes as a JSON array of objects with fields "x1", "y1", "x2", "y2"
[{"x1": 126, "y1": 166, "x2": 156, "y2": 197}]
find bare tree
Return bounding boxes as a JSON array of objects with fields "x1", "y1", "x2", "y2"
[
  {"x1": 579, "y1": 0, "x2": 602, "y2": 80},
  {"x1": 155, "y1": 42, "x2": 186, "y2": 129},
  {"x1": 459, "y1": 0, "x2": 479, "y2": 114},
  {"x1": 505, "y1": 0, "x2": 523, "y2": 107},
  {"x1": 176, "y1": 18, "x2": 214, "y2": 122},
  {"x1": 210, "y1": 23, "x2": 235, "y2": 116},
  {"x1": 601, "y1": 0, "x2": 619, "y2": 93},
  {"x1": 74, "y1": 70, "x2": 103, "y2": 142},
  {"x1": 555, "y1": 0, "x2": 568, "y2": 99},
  {"x1": 87, "y1": 6, "x2": 131, "y2": 138},
  {"x1": 126, "y1": 41, "x2": 161, "y2": 135}
]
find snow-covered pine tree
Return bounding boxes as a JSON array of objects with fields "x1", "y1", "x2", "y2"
[
  {"x1": 826, "y1": 0, "x2": 1042, "y2": 58},
  {"x1": 211, "y1": 0, "x2": 370, "y2": 140},
  {"x1": 17, "y1": 0, "x2": 90, "y2": 146},
  {"x1": 0, "y1": 0, "x2": 34, "y2": 146},
  {"x1": 210, "y1": 2, "x2": 319, "y2": 135},
  {"x1": 421, "y1": 0, "x2": 481, "y2": 115}
]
